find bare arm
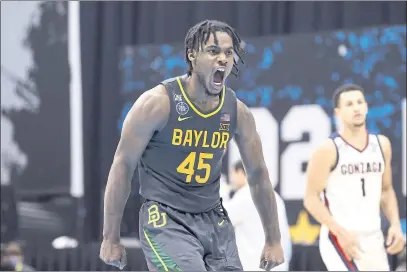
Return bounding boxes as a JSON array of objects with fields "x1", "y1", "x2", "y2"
[
  {"x1": 303, "y1": 139, "x2": 342, "y2": 235},
  {"x1": 234, "y1": 100, "x2": 281, "y2": 244},
  {"x1": 378, "y1": 135, "x2": 401, "y2": 226},
  {"x1": 102, "y1": 86, "x2": 169, "y2": 242}
]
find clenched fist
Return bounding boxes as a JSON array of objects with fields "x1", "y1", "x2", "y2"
[
  {"x1": 259, "y1": 242, "x2": 285, "y2": 271},
  {"x1": 386, "y1": 224, "x2": 406, "y2": 255},
  {"x1": 99, "y1": 240, "x2": 127, "y2": 270}
]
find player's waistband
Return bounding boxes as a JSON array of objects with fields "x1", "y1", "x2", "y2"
[{"x1": 142, "y1": 197, "x2": 226, "y2": 215}]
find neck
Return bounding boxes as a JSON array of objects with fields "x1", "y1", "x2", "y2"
[
  {"x1": 184, "y1": 73, "x2": 218, "y2": 104},
  {"x1": 340, "y1": 124, "x2": 367, "y2": 139}
]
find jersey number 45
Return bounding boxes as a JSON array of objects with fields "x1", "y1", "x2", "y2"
[{"x1": 176, "y1": 152, "x2": 213, "y2": 184}]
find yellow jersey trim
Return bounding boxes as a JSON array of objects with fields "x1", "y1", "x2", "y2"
[{"x1": 176, "y1": 77, "x2": 225, "y2": 118}]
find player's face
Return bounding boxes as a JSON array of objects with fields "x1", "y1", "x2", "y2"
[
  {"x1": 193, "y1": 31, "x2": 234, "y2": 95},
  {"x1": 335, "y1": 90, "x2": 368, "y2": 127}
]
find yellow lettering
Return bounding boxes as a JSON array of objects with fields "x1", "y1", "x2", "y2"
[
  {"x1": 176, "y1": 152, "x2": 196, "y2": 183},
  {"x1": 219, "y1": 132, "x2": 230, "y2": 149},
  {"x1": 194, "y1": 130, "x2": 203, "y2": 147},
  {"x1": 147, "y1": 205, "x2": 167, "y2": 228},
  {"x1": 173, "y1": 129, "x2": 229, "y2": 149},
  {"x1": 183, "y1": 130, "x2": 193, "y2": 147},
  {"x1": 177, "y1": 152, "x2": 214, "y2": 184},
  {"x1": 196, "y1": 153, "x2": 214, "y2": 183},
  {"x1": 172, "y1": 129, "x2": 183, "y2": 146},
  {"x1": 202, "y1": 131, "x2": 210, "y2": 148},
  {"x1": 211, "y1": 132, "x2": 221, "y2": 148}
]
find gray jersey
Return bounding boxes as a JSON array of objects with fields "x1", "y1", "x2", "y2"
[{"x1": 139, "y1": 76, "x2": 237, "y2": 213}]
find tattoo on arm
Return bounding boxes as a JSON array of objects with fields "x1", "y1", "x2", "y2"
[
  {"x1": 235, "y1": 100, "x2": 281, "y2": 244},
  {"x1": 102, "y1": 88, "x2": 168, "y2": 242}
]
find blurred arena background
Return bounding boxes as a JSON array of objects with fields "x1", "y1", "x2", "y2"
[{"x1": 1, "y1": 1, "x2": 406, "y2": 271}]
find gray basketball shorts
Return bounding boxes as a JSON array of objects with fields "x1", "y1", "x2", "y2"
[{"x1": 139, "y1": 199, "x2": 243, "y2": 271}]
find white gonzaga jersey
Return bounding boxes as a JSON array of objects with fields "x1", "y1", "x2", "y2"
[{"x1": 324, "y1": 132, "x2": 385, "y2": 232}]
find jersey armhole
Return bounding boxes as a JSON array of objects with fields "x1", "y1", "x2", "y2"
[
  {"x1": 329, "y1": 135, "x2": 339, "y2": 172},
  {"x1": 375, "y1": 134, "x2": 386, "y2": 163}
]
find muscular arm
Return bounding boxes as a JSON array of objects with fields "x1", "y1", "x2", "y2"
[
  {"x1": 234, "y1": 100, "x2": 281, "y2": 244},
  {"x1": 102, "y1": 86, "x2": 169, "y2": 242},
  {"x1": 304, "y1": 139, "x2": 342, "y2": 235},
  {"x1": 378, "y1": 135, "x2": 401, "y2": 226}
]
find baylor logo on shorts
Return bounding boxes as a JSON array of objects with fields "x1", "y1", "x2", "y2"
[{"x1": 147, "y1": 204, "x2": 167, "y2": 228}]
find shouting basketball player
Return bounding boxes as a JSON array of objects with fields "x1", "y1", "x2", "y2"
[
  {"x1": 304, "y1": 84, "x2": 405, "y2": 271},
  {"x1": 99, "y1": 20, "x2": 284, "y2": 271}
]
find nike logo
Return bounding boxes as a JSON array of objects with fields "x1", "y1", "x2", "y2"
[
  {"x1": 178, "y1": 116, "x2": 193, "y2": 122},
  {"x1": 218, "y1": 220, "x2": 225, "y2": 226}
]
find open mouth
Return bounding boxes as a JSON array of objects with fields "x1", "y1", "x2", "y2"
[{"x1": 213, "y1": 68, "x2": 225, "y2": 86}]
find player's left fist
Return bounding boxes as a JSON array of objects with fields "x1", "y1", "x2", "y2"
[
  {"x1": 386, "y1": 224, "x2": 406, "y2": 255},
  {"x1": 259, "y1": 242, "x2": 285, "y2": 271}
]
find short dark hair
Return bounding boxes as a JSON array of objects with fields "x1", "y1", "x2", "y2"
[
  {"x1": 332, "y1": 84, "x2": 365, "y2": 108},
  {"x1": 233, "y1": 160, "x2": 245, "y2": 174},
  {"x1": 184, "y1": 20, "x2": 245, "y2": 77}
]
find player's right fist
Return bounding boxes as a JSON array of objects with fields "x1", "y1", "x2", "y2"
[
  {"x1": 386, "y1": 224, "x2": 406, "y2": 255},
  {"x1": 336, "y1": 228, "x2": 363, "y2": 261},
  {"x1": 99, "y1": 239, "x2": 127, "y2": 270}
]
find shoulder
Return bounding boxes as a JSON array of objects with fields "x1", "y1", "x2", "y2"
[
  {"x1": 126, "y1": 84, "x2": 170, "y2": 130},
  {"x1": 235, "y1": 99, "x2": 256, "y2": 136},
  {"x1": 311, "y1": 137, "x2": 337, "y2": 162},
  {"x1": 318, "y1": 138, "x2": 337, "y2": 153},
  {"x1": 306, "y1": 137, "x2": 338, "y2": 175},
  {"x1": 161, "y1": 76, "x2": 179, "y2": 85},
  {"x1": 225, "y1": 86, "x2": 237, "y2": 97},
  {"x1": 223, "y1": 86, "x2": 238, "y2": 106},
  {"x1": 376, "y1": 134, "x2": 391, "y2": 148},
  {"x1": 136, "y1": 85, "x2": 169, "y2": 115},
  {"x1": 236, "y1": 99, "x2": 253, "y2": 122},
  {"x1": 236, "y1": 98, "x2": 246, "y2": 111},
  {"x1": 376, "y1": 134, "x2": 391, "y2": 156}
]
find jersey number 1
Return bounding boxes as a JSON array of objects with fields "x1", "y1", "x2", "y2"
[
  {"x1": 361, "y1": 178, "x2": 366, "y2": 197},
  {"x1": 177, "y1": 152, "x2": 213, "y2": 184}
]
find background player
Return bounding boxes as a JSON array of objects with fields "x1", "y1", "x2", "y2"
[
  {"x1": 224, "y1": 160, "x2": 292, "y2": 271},
  {"x1": 99, "y1": 20, "x2": 284, "y2": 271},
  {"x1": 304, "y1": 84, "x2": 405, "y2": 271}
]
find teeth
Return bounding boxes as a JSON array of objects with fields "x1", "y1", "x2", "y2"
[{"x1": 217, "y1": 68, "x2": 225, "y2": 72}]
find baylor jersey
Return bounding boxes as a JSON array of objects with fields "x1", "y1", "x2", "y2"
[{"x1": 139, "y1": 76, "x2": 237, "y2": 213}]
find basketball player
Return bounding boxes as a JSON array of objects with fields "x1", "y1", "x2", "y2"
[
  {"x1": 304, "y1": 84, "x2": 405, "y2": 271},
  {"x1": 225, "y1": 160, "x2": 292, "y2": 271},
  {"x1": 99, "y1": 20, "x2": 284, "y2": 271}
]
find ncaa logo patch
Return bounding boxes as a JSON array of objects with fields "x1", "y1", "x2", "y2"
[{"x1": 176, "y1": 102, "x2": 189, "y2": 115}]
